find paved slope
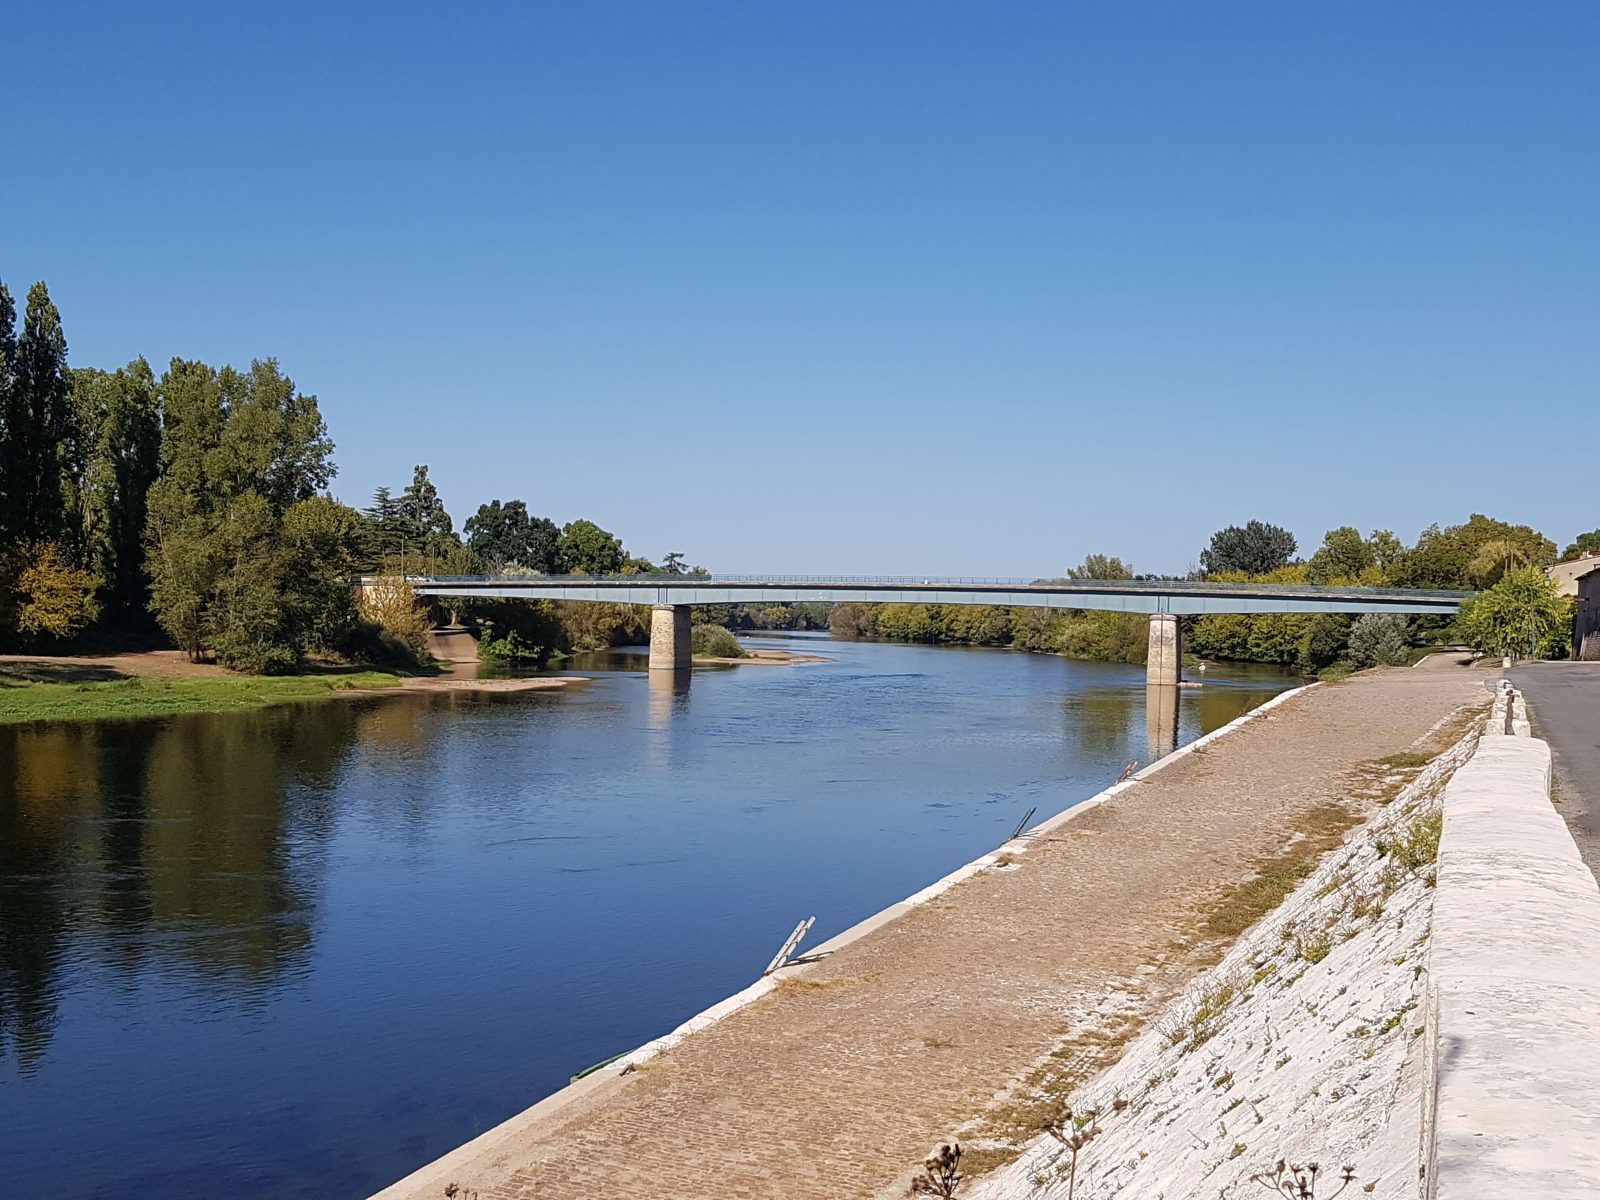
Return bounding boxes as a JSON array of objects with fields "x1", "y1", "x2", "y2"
[{"x1": 379, "y1": 670, "x2": 1492, "y2": 1200}]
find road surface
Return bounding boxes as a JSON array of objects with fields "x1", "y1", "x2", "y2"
[{"x1": 1510, "y1": 662, "x2": 1600, "y2": 879}]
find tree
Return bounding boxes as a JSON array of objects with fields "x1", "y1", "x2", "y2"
[
  {"x1": 12, "y1": 542, "x2": 99, "y2": 639},
  {"x1": 396, "y1": 464, "x2": 460, "y2": 568},
  {"x1": 1402, "y1": 515, "x2": 1556, "y2": 589},
  {"x1": 1305, "y1": 527, "x2": 1374, "y2": 584},
  {"x1": 1457, "y1": 566, "x2": 1572, "y2": 660},
  {"x1": 361, "y1": 486, "x2": 405, "y2": 569},
  {"x1": 464, "y1": 498, "x2": 561, "y2": 572},
  {"x1": 145, "y1": 356, "x2": 344, "y2": 669},
  {"x1": 0, "y1": 283, "x2": 75, "y2": 544},
  {"x1": 71, "y1": 359, "x2": 162, "y2": 615},
  {"x1": 1562, "y1": 530, "x2": 1600, "y2": 561},
  {"x1": 558, "y1": 518, "x2": 626, "y2": 574},
  {"x1": 278, "y1": 496, "x2": 364, "y2": 655},
  {"x1": 1347, "y1": 613, "x2": 1410, "y2": 666},
  {"x1": 1199, "y1": 521, "x2": 1298, "y2": 577},
  {"x1": 1066, "y1": 554, "x2": 1133, "y2": 581},
  {"x1": 0, "y1": 282, "x2": 16, "y2": 527}
]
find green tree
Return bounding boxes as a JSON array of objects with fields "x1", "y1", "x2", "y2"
[
  {"x1": 558, "y1": 518, "x2": 626, "y2": 574},
  {"x1": 464, "y1": 499, "x2": 561, "y2": 572},
  {"x1": 1, "y1": 283, "x2": 75, "y2": 544},
  {"x1": 1347, "y1": 613, "x2": 1410, "y2": 666},
  {"x1": 1561, "y1": 530, "x2": 1600, "y2": 561},
  {"x1": 396, "y1": 464, "x2": 459, "y2": 568},
  {"x1": 1457, "y1": 566, "x2": 1572, "y2": 660},
  {"x1": 71, "y1": 359, "x2": 162, "y2": 615},
  {"x1": 1305, "y1": 527, "x2": 1374, "y2": 584},
  {"x1": 1066, "y1": 554, "x2": 1133, "y2": 580},
  {"x1": 1402, "y1": 515, "x2": 1555, "y2": 589},
  {"x1": 0, "y1": 282, "x2": 16, "y2": 529},
  {"x1": 360, "y1": 485, "x2": 405, "y2": 569},
  {"x1": 145, "y1": 357, "x2": 344, "y2": 669},
  {"x1": 1199, "y1": 521, "x2": 1298, "y2": 577},
  {"x1": 278, "y1": 496, "x2": 365, "y2": 655}
]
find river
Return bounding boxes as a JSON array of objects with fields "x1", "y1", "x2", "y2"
[{"x1": 0, "y1": 634, "x2": 1292, "y2": 1199}]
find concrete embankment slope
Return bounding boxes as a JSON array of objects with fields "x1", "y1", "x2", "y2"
[
  {"x1": 975, "y1": 684, "x2": 1600, "y2": 1200},
  {"x1": 371, "y1": 669, "x2": 1492, "y2": 1200}
]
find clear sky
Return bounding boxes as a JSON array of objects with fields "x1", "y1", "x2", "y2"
[{"x1": 6, "y1": 2, "x2": 1593, "y2": 575}]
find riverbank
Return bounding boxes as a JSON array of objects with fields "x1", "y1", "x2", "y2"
[
  {"x1": 372, "y1": 667, "x2": 1494, "y2": 1200},
  {"x1": 0, "y1": 651, "x2": 584, "y2": 725}
]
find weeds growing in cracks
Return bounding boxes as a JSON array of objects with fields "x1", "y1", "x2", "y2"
[
  {"x1": 909, "y1": 1142, "x2": 963, "y2": 1198},
  {"x1": 1250, "y1": 1160, "x2": 1372, "y2": 1198}
]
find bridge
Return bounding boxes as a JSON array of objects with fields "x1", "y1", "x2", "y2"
[{"x1": 408, "y1": 573, "x2": 1466, "y2": 691}]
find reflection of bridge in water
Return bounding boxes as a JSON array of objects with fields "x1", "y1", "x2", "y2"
[{"x1": 407, "y1": 575, "x2": 1468, "y2": 759}]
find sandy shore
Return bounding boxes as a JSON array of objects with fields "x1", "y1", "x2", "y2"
[
  {"x1": 391, "y1": 676, "x2": 583, "y2": 694},
  {"x1": 694, "y1": 647, "x2": 833, "y2": 666}
]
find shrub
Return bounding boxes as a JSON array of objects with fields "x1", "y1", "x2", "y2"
[
  {"x1": 12, "y1": 542, "x2": 100, "y2": 640},
  {"x1": 358, "y1": 576, "x2": 432, "y2": 659},
  {"x1": 691, "y1": 624, "x2": 745, "y2": 658},
  {"x1": 1347, "y1": 613, "x2": 1410, "y2": 666}
]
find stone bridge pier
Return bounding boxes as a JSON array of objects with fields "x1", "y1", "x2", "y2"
[
  {"x1": 649, "y1": 604, "x2": 692, "y2": 672},
  {"x1": 1146, "y1": 613, "x2": 1181, "y2": 759}
]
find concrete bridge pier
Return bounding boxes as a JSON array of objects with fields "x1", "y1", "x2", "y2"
[
  {"x1": 1145, "y1": 614, "x2": 1181, "y2": 760},
  {"x1": 649, "y1": 604, "x2": 692, "y2": 672}
]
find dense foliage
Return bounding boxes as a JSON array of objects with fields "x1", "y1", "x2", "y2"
[
  {"x1": 690, "y1": 624, "x2": 746, "y2": 658},
  {"x1": 1456, "y1": 568, "x2": 1571, "y2": 660},
  {"x1": 1199, "y1": 521, "x2": 1298, "y2": 577}
]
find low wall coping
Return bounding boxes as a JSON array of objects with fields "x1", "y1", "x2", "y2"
[{"x1": 1426, "y1": 735, "x2": 1600, "y2": 1198}]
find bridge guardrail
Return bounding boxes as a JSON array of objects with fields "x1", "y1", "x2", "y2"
[{"x1": 396, "y1": 574, "x2": 1470, "y2": 601}]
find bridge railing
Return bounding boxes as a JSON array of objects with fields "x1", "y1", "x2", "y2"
[{"x1": 398, "y1": 573, "x2": 1470, "y2": 601}]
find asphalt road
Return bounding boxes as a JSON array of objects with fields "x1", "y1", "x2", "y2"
[{"x1": 1510, "y1": 662, "x2": 1600, "y2": 877}]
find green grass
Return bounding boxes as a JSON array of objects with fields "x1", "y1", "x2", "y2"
[{"x1": 0, "y1": 670, "x2": 406, "y2": 725}]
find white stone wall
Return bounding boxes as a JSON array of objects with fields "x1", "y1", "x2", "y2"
[
  {"x1": 969, "y1": 731, "x2": 1480, "y2": 1200},
  {"x1": 1424, "y1": 735, "x2": 1600, "y2": 1200}
]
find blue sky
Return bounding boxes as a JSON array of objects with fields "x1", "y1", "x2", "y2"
[{"x1": 6, "y1": 2, "x2": 1593, "y2": 575}]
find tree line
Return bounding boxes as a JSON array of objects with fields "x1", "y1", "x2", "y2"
[
  {"x1": 0, "y1": 278, "x2": 669, "y2": 671},
  {"x1": 830, "y1": 516, "x2": 1582, "y2": 671}
]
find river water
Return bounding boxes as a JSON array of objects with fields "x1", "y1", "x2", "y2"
[{"x1": 0, "y1": 635, "x2": 1292, "y2": 1199}]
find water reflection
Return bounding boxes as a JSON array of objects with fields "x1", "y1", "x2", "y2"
[
  {"x1": 0, "y1": 640, "x2": 1293, "y2": 1200},
  {"x1": 1145, "y1": 684, "x2": 1178, "y2": 761},
  {"x1": 0, "y1": 703, "x2": 376, "y2": 1071}
]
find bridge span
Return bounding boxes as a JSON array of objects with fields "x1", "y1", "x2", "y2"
[
  {"x1": 405, "y1": 573, "x2": 1466, "y2": 758},
  {"x1": 410, "y1": 573, "x2": 1462, "y2": 682}
]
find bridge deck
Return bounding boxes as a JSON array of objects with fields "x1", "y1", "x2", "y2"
[{"x1": 405, "y1": 575, "x2": 1466, "y2": 616}]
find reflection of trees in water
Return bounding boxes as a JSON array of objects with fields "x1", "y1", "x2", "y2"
[
  {"x1": 1061, "y1": 688, "x2": 1142, "y2": 763},
  {"x1": 0, "y1": 704, "x2": 362, "y2": 1070},
  {"x1": 0, "y1": 724, "x2": 102, "y2": 1071},
  {"x1": 1192, "y1": 685, "x2": 1265, "y2": 734}
]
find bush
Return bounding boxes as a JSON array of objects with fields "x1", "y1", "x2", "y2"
[
  {"x1": 1347, "y1": 613, "x2": 1410, "y2": 666},
  {"x1": 691, "y1": 624, "x2": 745, "y2": 658},
  {"x1": 1457, "y1": 566, "x2": 1572, "y2": 659},
  {"x1": 12, "y1": 542, "x2": 100, "y2": 641},
  {"x1": 358, "y1": 576, "x2": 432, "y2": 659}
]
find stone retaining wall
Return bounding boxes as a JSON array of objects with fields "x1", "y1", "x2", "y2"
[{"x1": 1424, "y1": 725, "x2": 1600, "y2": 1198}]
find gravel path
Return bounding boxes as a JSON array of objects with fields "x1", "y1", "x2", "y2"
[{"x1": 382, "y1": 669, "x2": 1492, "y2": 1200}]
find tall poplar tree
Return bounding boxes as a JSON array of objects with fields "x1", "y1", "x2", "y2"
[
  {"x1": 5, "y1": 283, "x2": 74, "y2": 543},
  {"x1": 0, "y1": 282, "x2": 16, "y2": 537}
]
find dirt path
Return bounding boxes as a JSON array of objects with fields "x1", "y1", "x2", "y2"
[
  {"x1": 379, "y1": 669, "x2": 1493, "y2": 1200},
  {"x1": 0, "y1": 649, "x2": 231, "y2": 682}
]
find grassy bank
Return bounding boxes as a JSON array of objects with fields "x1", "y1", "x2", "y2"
[{"x1": 0, "y1": 670, "x2": 406, "y2": 725}]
